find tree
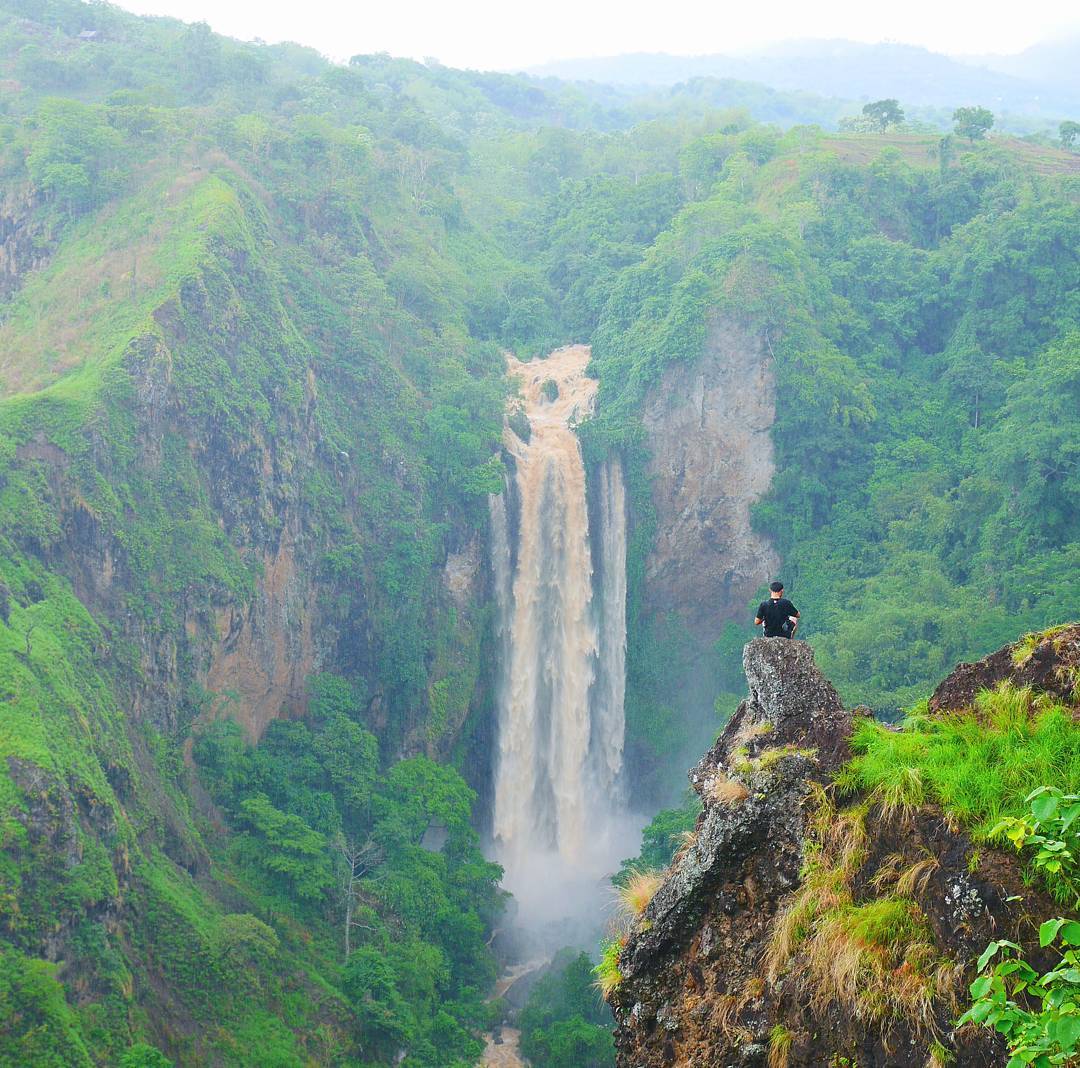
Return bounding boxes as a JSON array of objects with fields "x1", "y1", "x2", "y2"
[
  {"x1": 211, "y1": 914, "x2": 280, "y2": 989},
  {"x1": 863, "y1": 99, "x2": 905, "y2": 132},
  {"x1": 179, "y1": 21, "x2": 222, "y2": 92},
  {"x1": 24, "y1": 99, "x2": 125, "y2": 214},
  {"x1": 980, "y1": 331, "x2": 1080, "y2": 548},
  {"x1": 312, "y1": 713, "x2": 379, "y2": 823},
  {"x1": 0, "y1": 949, "x2": 94, "y2": 1067},
  {"x1": 235, "y1": 793, "x2": 335, "y2": 901},
  {"x1": 337, "y1": 835, "x2": 382, "y2": 961},
  {"x1": 341, "y1": 947, "x2": 413, "y2": 1060},
  {"x1": 1061, "y1": 121, "x2": 1080, "y2": 150},
  {"x1": 233, "y1": 114, "x2": 273, "y2": 157},
  {"x1": 119, "y1": 1043, "x2": 173, "y2": 1067},
  {"x1": 519, "y1": 950, "x2": 615, "y2": 1068},
  {"x1": 953, "y1": 106, "x2": 994, "y2": 142}
]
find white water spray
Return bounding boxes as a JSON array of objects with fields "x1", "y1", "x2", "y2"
[{"x1": 489, "y1": 346, "x2": 635, "y2": 934}]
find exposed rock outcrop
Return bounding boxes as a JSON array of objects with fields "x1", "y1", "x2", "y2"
[
  {"x1": 609, "y1": 634, "x2": 1076, "y2": 1068},
  {"x1": 642, "y1": 315, "x2": 779, "y2": 635}
]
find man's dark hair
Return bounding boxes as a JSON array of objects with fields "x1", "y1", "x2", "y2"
[{"x1": 769, "y1": 581, "x2": 784, "y2": 593}]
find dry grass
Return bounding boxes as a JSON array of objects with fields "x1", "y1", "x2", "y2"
[
  {"x1": 927, "y1": 1040, "x2": 954, "y2": 1067},
  {"x1": 766, "y1": 862, "x2": 849, "y2": 980},
  {"x1": 802, "y1": 898, "x2": 946, "y2": 1032},
  {"x1": 834, "y1": 803, "x2": 871, "y2": 876},
  {"x1": 758, "y1": 744, "x2": 819, "y2": 770},
  {"x1": 871, "y1": 851, "x2": 940, "y2": 898},
  {"x1": 941, "y1": 809, "x2": 962, "y2": 835},
  {"x1": 767, "y1": 794, "x2": 954, "y2": 1038},
  {"x1": 743, "y1": 976, "x2": 766, "y2": 1001},
  {"x1": 709, "y1": 774, "x2": 750, "y2": 806},
  {"x1": 672, "y1": 828, "x2": 699, "y2": 863},
  {"x1": 615, "y1": 869, "x2": 665, "y2": 918},
  {"x1": 767, "y1": 802, "x2": 868, "y2": 980},
  {"x1": 713, "y1": 993, "x2": 739, "y2": 1036},
  {"x1": 742, "y1": 721, "x2": 774, "y2": 743},
  {"x1": 714, "y1": 976, "x2": 768, "y2": 1038}
]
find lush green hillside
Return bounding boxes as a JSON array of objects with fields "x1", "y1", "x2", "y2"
[
  {"x1": 0, "y1": 1, "x2": 1078, "y2": 1064},
  {"x1": 585, "y1": 131, "x2": 1080, "y2": 734}
]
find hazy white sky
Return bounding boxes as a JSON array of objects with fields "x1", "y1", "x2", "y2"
[{"x1": 114, "y1": 0, "x2": 1079, "y2": 71}]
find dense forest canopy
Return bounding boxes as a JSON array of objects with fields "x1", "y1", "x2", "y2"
[{"x1": 0, "y1": 0, "x2": 1077, "y2": 1065}]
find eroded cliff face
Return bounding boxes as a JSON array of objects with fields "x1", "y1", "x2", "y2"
[
  {"x1": 18, "y1": 262, "x2": 490, "y2": 753},
  {"x1": 21, "y1": 320, "x2": 326, "y2": 744},
  {"x1": 0, "y1": 183, "x2": 50, "y2": 301},
  {"x1": 608, "y1": 634, "x2": 1077, "y2": 1068},
  {"x1": 642, "y1": 315, "x2": 779, "y2": 634}
]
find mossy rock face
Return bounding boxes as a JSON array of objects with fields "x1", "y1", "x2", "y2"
[
  {"x1": 507, "y1": 407, "x2": 531, "y2": 442},
  {"x1": 930, "y1": 623, "x2": 1080, "y2": 712},
  {"x1": 540, "y1": 378, "x2": 559, "y2": 403}
]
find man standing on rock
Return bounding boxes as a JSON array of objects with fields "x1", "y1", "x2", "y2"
[{"x1": 755, "y1": 581, "x2": 800, "y2": 638}]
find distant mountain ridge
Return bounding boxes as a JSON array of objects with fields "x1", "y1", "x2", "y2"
[
  {"x1": 527, "y1": 37, "x2": 1080, "y2": 119},
  {"x1": 958, "y1": 32, "x2": 1080, "y2": 93}
]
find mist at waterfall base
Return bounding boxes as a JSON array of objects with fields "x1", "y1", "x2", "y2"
[{"x1": 487, "y1": 347, "x2": 646, "y2": 953}]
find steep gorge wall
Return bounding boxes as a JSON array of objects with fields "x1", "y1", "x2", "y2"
[
  {"x1": 10, "y1": 189, "x2": 493, "y2": 755},
  {"x1": 0, "y1": 170, "x2": 500, "y2": 1053},
  {"x1": 641, "y1": 314, "x2": 779, "y2": 636}
]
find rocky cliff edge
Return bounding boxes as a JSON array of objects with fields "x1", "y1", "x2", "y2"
[{"x1": 608, "y1": 630, "x2": 1080, "y2": 1067}]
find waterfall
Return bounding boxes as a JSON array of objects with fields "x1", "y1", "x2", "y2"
[
  {"x1": 489, "y1": 345, "x2": 632, "y2": 930},
  {"x1": 592, "y1": 458, "x2": 627, "y2": 803},
  {"x1": 488, "y1": 488, "x2": 513, "y2": 720}
]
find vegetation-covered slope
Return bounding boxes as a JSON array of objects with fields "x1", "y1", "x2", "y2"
[
  {"x1": 584, "y1": 125, "x2": 1080, "y2": 743},
  {"x1": 0, "y1": 1, "x2": 1077, "y2": 1064}
]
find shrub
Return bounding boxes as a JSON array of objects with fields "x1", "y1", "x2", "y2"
[
  {"x1": 593, "y1": 939, "x2": 625, "y2": 1000},
  {"x1": 960, "y1": 786, "x2": 1080, "y2": 1066}
]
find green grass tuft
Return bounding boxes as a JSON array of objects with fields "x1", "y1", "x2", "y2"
[
  {"x1": 593, "y1": 938, "x2": 625, "y2": 999},
  {"x1": 843, "y1": 683, "x2": 1080, "y2": 841},
  {"x1": 768, "y1": 1023, "x2": 794, "y2": 1068},
  {"x1": 1011, "y1": 623, "x2": 1075, "y2": 667}
]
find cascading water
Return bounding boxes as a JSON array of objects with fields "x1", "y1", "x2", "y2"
[
  {"x1": 591, "y1": 458, "x2": 627, "y2": 802},
  {"x1": 489, "y1": 345, "x2": 636, "y2": 935}
]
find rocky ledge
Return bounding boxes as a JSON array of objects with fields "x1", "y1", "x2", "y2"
[{"x1": 609, "y1": 630, "x2": 1080, "y2": 1068}]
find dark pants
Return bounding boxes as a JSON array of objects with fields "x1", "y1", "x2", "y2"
[{"x1": 764, "y1": 623, "x2": 795, "y2": 639}]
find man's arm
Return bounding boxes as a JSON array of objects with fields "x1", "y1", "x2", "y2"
[{"x1": 754, "y1": 602, "x2": 765, "y2": 626}]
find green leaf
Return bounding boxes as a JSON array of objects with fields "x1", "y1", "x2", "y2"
[
  {"x1": 1026, "y1": 785, "x2": 1057, "y2": 804},
  {"x1": 1060, "y1": 922, "x2": 1080, "y2": 946},
  {"x1": 1032, "y1": 793, "x2": 1061, "y2": 822},
  {"x1": 1048, "y1": 1015, "x2": 1080, "y2": 1050},
  {"x1": 964, "y1": 999, "x2": 994, "y2": 1024},
  {"x1": 1042, "y1": 919, "x2": 1067, "y2": 948},
  {"x1": 978, "y1": 942, "x2": 1002, "y2": 970},
  {"x1": 970, "y1": 975, "x2": 993, "y2": 998},
  {"x1": 1058, "y1": 803, "x2": 1080, "y2": 834}
]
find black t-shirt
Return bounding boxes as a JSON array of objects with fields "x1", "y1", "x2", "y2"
[{"x1": 756, "y1": 597, "x2": 799, "y2": 637}]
